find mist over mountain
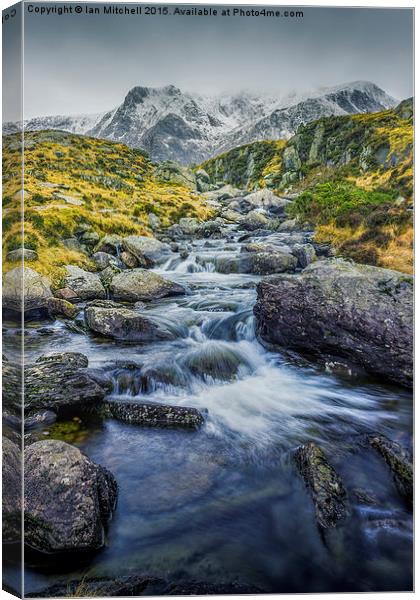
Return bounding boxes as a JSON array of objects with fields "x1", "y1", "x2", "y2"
[{"x1": 5, "y1": 81, "x2": 397, "y2": 164}]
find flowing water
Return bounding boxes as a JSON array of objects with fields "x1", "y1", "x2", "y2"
[{"x1": 4, "y1": 227, "x2": 413, "y2": 593}]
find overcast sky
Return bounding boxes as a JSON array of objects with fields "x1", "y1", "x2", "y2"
[{"x1": 4, "y1": 4, "x2": 414, "y2": 121}]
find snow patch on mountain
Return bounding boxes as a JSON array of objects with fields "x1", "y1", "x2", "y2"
[{"x1": 4, "y1": 81, "x2": 398, "y2": 164}]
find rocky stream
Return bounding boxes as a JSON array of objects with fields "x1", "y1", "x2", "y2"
[{"x1": 3, "y1": 187, "x2": 413, "y2": 594}]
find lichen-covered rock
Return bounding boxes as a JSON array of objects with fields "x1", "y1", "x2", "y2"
[
  {"x1": 85, "y1": 305, "x2": 174, "y2": 341},
  {"x1": 178, "y1": 217, "x2": 200, "y2": 235},
  {"x1": 254, "y1": 259, "x2": 413, "y2": 387},
  {"x1": 25, "y1": 352, "x2": 105, "y2": 415},
  {"x1": 94, "y1": 234, "x2": 122, "y2": 255},
  {"x1": 92, "y1": 252, "x2": 120, "y2": 271},
  {"x1": 212, "y1": 251, "x2": 297, "y2": 275},
  {"x1": 368, "y1": 434, "x2": 413, "y2": 503},
  {"x1": 24, "y1": 440, "x2": 117, "y2": 553},
  {"x1": 197, "y1": 219, "x2": 223, "y2": 238},
  {"x1": 295, "y1": 442, "x2": 348, "y2": 528},
  {"x1": 2, "y1": 437, "x2": 21, "y2": 543},
  {"x1": 46, "y1": 297, "x2": 79, "y2": 319},
  {"x1": 7, "y1": 248, "x2": 38, "y2": 262},
  {"x1": 154, "y1": 160, "x2": 196, "y2": 188},
  {"x1": 122, "y1": 235, "x2": 171, "y2": 266},
  {"x1": 105, "y1": 399, "x2": 205, "y2": 429},
  {"x1": 120, "y1": 250, "x2": 138, "y2": 268},
  {"x1": 239, "y1": 210, "x2": 272, "y2": 231},
  {"x1": 3, "y1": 267, "x2": 52, "y2": 313},
  {"x1": 110, "y1": 269, "x2": 185, "y2": 302},
  {"x1": 64, "y1": 266, "x2": 106, "y2": 300}
]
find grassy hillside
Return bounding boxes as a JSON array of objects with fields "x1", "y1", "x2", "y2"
[
  {"x1": 3, "y1": 130, "x2": 212, "y2": 282},
  {"x1": 199, "y1": 99, "x2": 413, "y2": 272},
  {"x1": 199, "y1": 140, "x2": 286, "y2": 190}
]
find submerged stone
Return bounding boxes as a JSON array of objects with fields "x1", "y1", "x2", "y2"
[
  {"x1": 368, "y1": 434, "x2": 413, "y2": 504},
  {"x1": 294, "y1": 441, "x2": 348, "y2": 528}
]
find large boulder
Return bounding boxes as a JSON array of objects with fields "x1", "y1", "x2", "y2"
[
  {"x1": 25, "y1": 352, "x2": 106, "y2": 415},
  {"x1": 24, "y1": 440, "x2": 117, "y2": 553},
  {"x1": 254, "y1": 260, "x2": 413, "y2": 387},
  {"x1": 122, "y1": 235, "x2": 171, "y2": 266},
  {"x1": 85, "y1": 302, "x2": 174, "y2": 341},
  {"x1": 3, "y1": 267, "x2": 52, "y2": 313},
  {"x1": 64, "y1": 266, "x2": 106, "y2": 301},
  {"x1": 2, "y1": 438, "x2": 21, "y2": 543},
  {"x1": 110, "y1": 269, "x2": 185, "y2": 302},
  {"x1": 295, "y1": 442, "x2": 348, "y2": 528}
]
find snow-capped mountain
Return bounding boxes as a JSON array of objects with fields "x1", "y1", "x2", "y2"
[{"x1": 4, "y1": 81, "x2": 397, "y2": 164}]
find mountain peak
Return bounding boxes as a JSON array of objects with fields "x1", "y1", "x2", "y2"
[{"x1": 12, "y1": 80, "x2": 398, "y2": 164}]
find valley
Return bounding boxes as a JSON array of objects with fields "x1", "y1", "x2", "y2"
[{"x1": 2, "y1": 82, "x2": 413, "y2": 596}]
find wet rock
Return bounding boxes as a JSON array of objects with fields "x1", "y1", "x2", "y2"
[
  {"x1": 104, "y1": 399, "x2": 205, "y2": 429},
  {"x1": 7, "y1": 248, "x2": 38, "y2": 262},
  {"x1": 94, "y1": 234, "x2": 122, "y2": 255},
  {"x1": 85, "y1": 305, "x2": 174, "y2": 341},
  {"x1": 255, "y1": 260, "x2": 413, "y2": 387},
  {"x1": 214, "y1": 251, "x2": 297, "y2": 275},
  {"x1": 3, "y1": 267, "x2": 52, "y2": 313},
  {"x1": 2, "y1": 438, "x2": 21, "y2": 543},
  {"x1": 92, "y1": 251, "x2": 120, "y2": 271},
  {"x1": 122, "y1": 235, "x2": 171, "y2": 266},
  {"x1": 25, "y1": 352, "x2": 105, "y2": 415},
  {"x1": 110, "y1": 269, "x2": 185, "y2": 302},
  {"x1": 240, "y1": 209, "x2": 272, "y2": 231},
  {"x1": 182, "y1": 342, "x2": 251, "y2": 381},
  {"x1": 295, "y1": 442, "x2": 348, "y2": 528},
  {"x1": 179, "y1": 217, "x2": 200, "y2": 235},
  {"x1": 198, "y1": 219, "x2": 223, "y2": 238},
  {"x1": 24, "y1": 410, "x2": 57, "y2": 431},
  {"x1": 368, "y1": 434, "x2": 413, "y2": 503},
  {"x1": 64, "y1": 266, "x2": 106, "y2": 301},
  {"x1": 120, "y1": 250, "x2": 138, "y2": 268},
  {"x1": 351, "y1": 488, "x2": 379, "y2": 506},
  {"x1": 24, "y1": 440, "x2": 117, "y2": 553},
  {"x1": 292, "y1": 243, "x2": 317, "y2": 268},
  {"x1": 46, "y1": 297, "x2": 79, "y2": 319}
]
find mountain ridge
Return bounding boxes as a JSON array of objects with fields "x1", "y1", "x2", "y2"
[{"x1": 4, "y1": 81, "x2": 397, "y2": 164}]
